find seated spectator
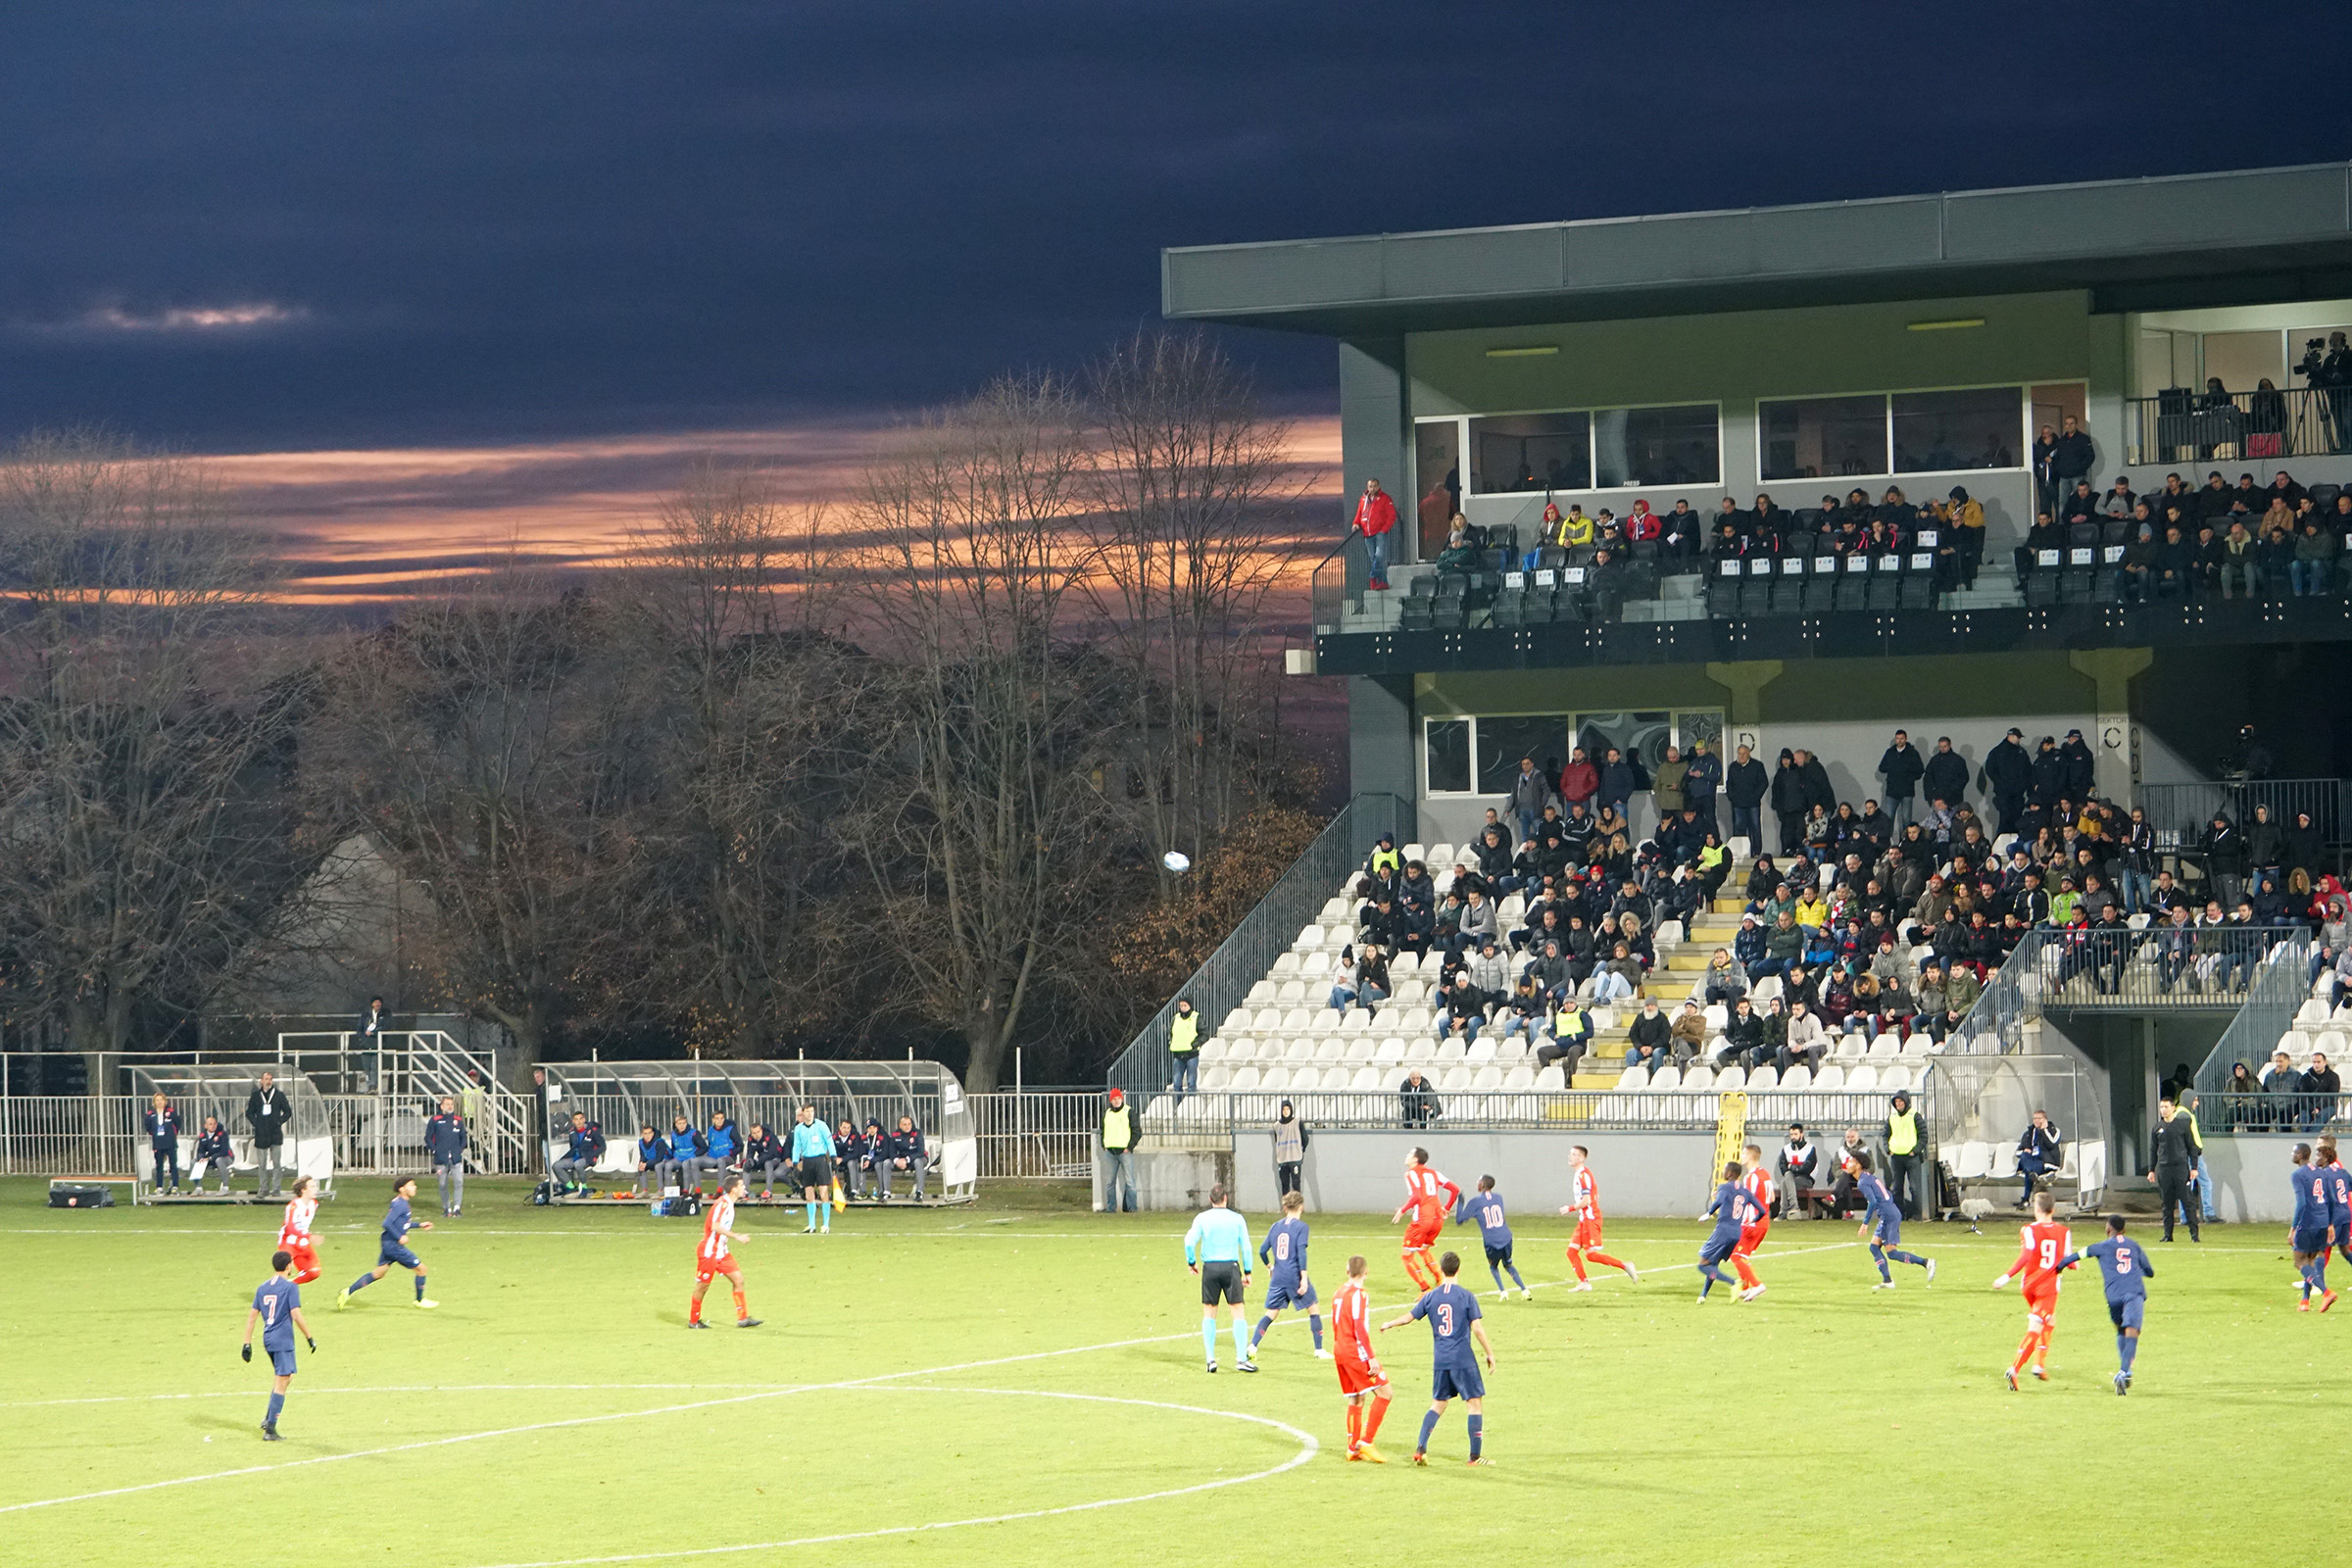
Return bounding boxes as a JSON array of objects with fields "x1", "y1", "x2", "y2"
[
  {"x1": 1399, "y1": 1068, "x2": 1442, "y2": 1129},
  {"x1": 1752, "y1": 909, "x2": 1804, "y2": 980},
  {"x1": 2014, "y1": 1108, "x2": 2061, "y2": 1208},
  {"x1": 1495, "y1": 975, "x2": 1547, "y2": 1041},
  {"x1": 1593, "y1": 941, "x2": 1642, "y2": 1004},
  {"x1": 668, "y1": 1114, "x2": 710, "y2": 1193},
  {"x1": 1538, "y1": 1001, "x2": 1593, "y2": 1075},
  {"x1": 857, "y1": 1117, "x2": 888, "y2": 1198},
  {"x1": 636, "y1": 1124, "x2": 673, "y2": 1196},
  {"x1": 705, "y1": 1111, "x2": 740, "y2": 1175},
  {"x1": 2293, "y1": 514, "x2": 2341, "y2": 595},
  {"x1": 553, "y1": 1110, "x2": 606, "y2": 1193},
  {"x1": 1776, "y1": 1124, "x2": 1821, "y2": 1220},
  {"x1": 191, "y1": 1114, "x2": 235, "y2": 1195},
  {"x1": 1702, "y1": 945, "x2": 1750, "y2": 1004},
  {"x1": 1776, "y1": 999, "x2": 1828, "y2": 1076},
  {"x1": 742, "y1": 1121, "x2": 789, "y2": 1199},
  {"x1": 1435, "y1": 972, "x2": 1487, "y2": 1043},
  {"x1": 832, "y1": 1118, "x2": 864, "y2": 1196},
  {"x1": 1624, "y1": 997, "x2": 1673, "y2": 1071},
  {"x1": 880, "y1": 1115, "x2": 929, "y2": 1200},
  {"x1": 1670, "y1": 1000, "x2": 1709, "y2": 1062},
  {"x1": 1724, "y1": 996, "x2": 1764, "y2": 1066}
]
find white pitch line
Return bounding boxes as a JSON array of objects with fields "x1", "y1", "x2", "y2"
[
  {"x1": 454, "y1": 1389, "x2": 1318, "y2": 1568},
  {"x1": 0, "y1": 1383, "x2": 802, "y2": 1411}
]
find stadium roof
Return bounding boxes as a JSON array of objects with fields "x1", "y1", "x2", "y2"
[{"x1": 1161, "y1": 163, "x2": 2352, "y2": 336}]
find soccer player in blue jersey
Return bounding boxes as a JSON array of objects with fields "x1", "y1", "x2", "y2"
[
  {"x1": 2288, "y1": 1143, "x2": 2337, "y2": 1311},
  {"x1": 1456, "y1": 1175, "x2": 1530, "y2": 1299},
  {"x1": 1696, "y1": 1160, "x2": 1765, "y2": 1302},
  {"x1": 1381, "y1": 1250, "x2": 1496, "y2": 1466},
  {"x1": 338, "y1": 1177, "x2": 438, "y2": 1309},
  {"x1": 1185, "y1": 1183, "x2": 1255, "y2": 1374},
  {"x1": 2055, "y1": 1215, "x2": 2153, "y2": 1395},
  {"x1": 1250, "y1": 1190, "x2": 1329, "y2": 1359},
  {"x1": 1845, "y1": 1151, "x2": 1934, "y2": 1289},
  {"x1": 242, "y1": 1250, "x2": 316, "y2": 1441}
]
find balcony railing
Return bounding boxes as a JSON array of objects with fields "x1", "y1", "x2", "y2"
[
  {"x1": 2136, "y1": 777, "x2": 2352, "y2": 853},
  {"x1": 2124, "y1": 384, "x2": 2352, "y2": 467}
]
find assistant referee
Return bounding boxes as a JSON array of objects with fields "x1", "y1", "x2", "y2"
[{"x1": 1185, "y1": 1184, "x2": 1255, "y2": 1375}]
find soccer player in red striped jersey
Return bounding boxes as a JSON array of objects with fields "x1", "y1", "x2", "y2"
[
  {"x1": 1729, "y1": 1144, "x2": 1772, "y2": 1300},
  {"x1": 1331, "y1": 1255, "x2": 1392, "y2": 1463},
  {"x1": 1992, "y1": 1190, "x2": 2075, "y2": 1387},
  {"x1": 1392, "y1": 1149, "x2": 1459, "y2": 1292},
  {"x1": 1556, "y1": 1146, "x2": 1639, "y2": 1290},
  {"x1": 688, "y1": 1175, "x2": 762, "y2": 1329},
  {"x1": 277, "y1": 1176, "x2": 322, "y2": 1285}
]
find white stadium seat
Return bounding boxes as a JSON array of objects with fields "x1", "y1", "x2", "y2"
[
  {"x1": 1532, "y1": 1064, "x2": 1565, "y2": 1090},
  {"x1": 1811, "y1": 1061, "x2": 1841, "y2": 1091},
  {"x1": 1844, "y1": 1063, "x2": 1878, "y2": 1093}
]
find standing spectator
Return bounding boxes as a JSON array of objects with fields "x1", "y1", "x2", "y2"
[
  {"x1": 2014, "y1": 1108, "x2": 2061, "y2": 1209},
  {"x1": 1795, "y1": 749, "x2": 1835, "y2": 833},
  {"x1": 1775, "y1": 1124, "x2": 1819, "y2": 1220},
  {"x1": 1877, "y1": 730, "x2": 1925, "y2": 829},
  {"x1": 425, "y1": 1095, "x2": 467, "y2": 1216},
  {"x1": 1166, "y1": 998, "x2": 1200, "y2": 1101},
  {"x1": 2032, "y1": 423, "x2": 2061, "y2": 519},
  {"x1": 1769, "y1": 748, "x2": 1808, "y2": 856},
  {"x1": 1652, "y1": 745, "x2": 1689, "y2": 830},
  {"x1": 1724, "y1": 742, "x2": 1766, "y2": 851},
  {"x1": 2200, "y1": 813, "x2": 2247, "y2": 913},
  {"x1": 1399, "y1": 1068, "x2": 1441, "y2": 1129},
  {"x1": 2146, "y1": 1097, "x2": 2201, "y2": 1242},
  {"x1": 1100, "y1": 1087, "x2": 1139, "y2": 1213},
  {"x1": 1597, "y1": 746, "x2": 1637, "y2": 821},
  {"x1": 2058, "y1": 730, "x2": 2096, "y2": 804},
  {"x1": 2051, "y1": 414, "x2": 2096, "y2": 506},
  {"x1": 1351, "y1": 477, "x2": 1396, "y2": 591},
  {"x1": 1271, "y1": 1099, "x2": 1309, "y2": 1199},
  {"x1": 359, "y1": 996, "x2": 389, "y2": 1092},
  {"x1": 1682, "y1": 737, "x2": 1723, "y2": 830},
  {"x1": 552, "y1": 1110, "x2": 604, "y2": 1194},
  {"x1": 1883, "y1": 1092, "x2": 1926, "y2": 1220},
  {"x1": 882, "y1": 1114, "x2": 929, "y2": 1200},
  {"x1": 1922, "y1": 738, "x2": 1969, "y2": 819},
  {"x1": 190, "y1": 1115, "x2": 234, "y2": 1194},
  {"x1": 1509, "y1": 757, "x2": 1551, "y2": 843},
  {"x1": 461, "y1": 1068, "x2": 487, "y2": 1168},
  {"x1": 144, "y1": 1093, "x2": 183, "y2": 1194},
  {"x1": 1982, "y1": 727, "x2": 2033, "y2": 836},
  {"x1": 1559, "y1": 747, "x2": 1599, "y2": 814},
  {"x1": 246, "y1": 1071, "x2": 292, "y2": 1199}
]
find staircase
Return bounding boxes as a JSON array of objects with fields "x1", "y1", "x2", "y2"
[{"x1": 1571, "y1": 858, "x2": 1752, "y2": 1087}]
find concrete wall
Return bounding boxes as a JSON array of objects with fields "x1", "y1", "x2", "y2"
[{"x1": 2197, "y1": 1134, "x2": 2311, "y2": 1224}]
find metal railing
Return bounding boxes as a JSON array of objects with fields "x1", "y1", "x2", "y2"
[
  {"x1": 2011, "y1": 926, "x2": 2308, "y2": 1011},
  {"x1": 2197, "y1": 1089, "x2": 2347, "y2": 1134},
  {"x1": 1130, "y1": 1085, "x2": 1920, "y2": 1136},
  {"x1": 1923, "y1": 1054, "x2": 2109, "y2": 1208},
  {"x1": 1309, "y1": 529, "x2": 1369, "y2": 635},
  {"x1": 968, "y1": 1091, "x2": 1102, "y2": 1178},
  {"x1": 277, "y1": 1030, "x2": 535, "y2": 1176},
  {"x1": 2136, "y1": 777, "x2": 2351, "y2": 855},
  {"x1": 2193, "y1": 940, "x2": 2317, "y2": 1095},
  {"x1": 2124, "y1": 384, "x2": 2351, "y2": 466},
  {"x1": 1104, "y1": 793, "x2": 1412, "y2": 1099}
]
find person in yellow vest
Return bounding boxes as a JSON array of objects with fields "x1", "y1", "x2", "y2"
[
  {"x1": 1168, "y1": 998, "x2": 1200, "y2": 1099},
  {"x1": 1882, "y1": 1093, "x2": 1926, "y2": 1219},
  {"x1": 1534, "y1": 1002, "x2": 1591, "y2": 1076},
  {"x1": 1365, "y1": 833, "x2": 1401, "y2": 880},
  {"x1": 1100, "y1": 1088, "x2": 1139, "y2": 1213}
]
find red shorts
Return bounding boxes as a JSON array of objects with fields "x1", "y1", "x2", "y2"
[
  {"x1": 279, "y1": 1239, "x2": 317, "y2": 1272},
  {"x1": 1336, "y1": 1355, "x2": 1387, "y2": 1396},
  {"x1": 2023, "y1": 1283, "x2": 2058, "y2": 1323},
  {"x1": 1403, "y1": 1217, "x2": 1442, "y2": 1250},
  {"x1": 696, "y1": 1257, "x2": 741, "y2": 1284},
  {"x1": 1735, "y1": 1221, "x2": 1769, "y2": 1257},
  {"x1": 1571, "y1": 1217, "x2": 1603, "y2": 1250}
]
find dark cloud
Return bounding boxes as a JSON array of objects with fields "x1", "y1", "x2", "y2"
[{"x1": 5, "y1": 1, "x2": 2351, "y2": 450}]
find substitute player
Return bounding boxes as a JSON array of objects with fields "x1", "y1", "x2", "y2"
[
  {"x1": 689, "y1": 1174, "x2": 762, "y2": 1329},
  {"x1": 1250, "y1": 1190, "x2": 1328, "y2": 1359},
  {"x1": 241, "y1": 1249, "x2": 315, "y2": 1441},
  {"x1": 1456, "y1": 1176, "x2": 1530, "y2": 1299},
  {"x1": 1392, "y1": 1149, "x2": 1459, "y2": 1292},
  {"x1": 338, "y1": 1177, "x2": 437, "y2": 1309},
  {"x1": 789, "y1": 1104, "x2": 836, "y2": 1235},
  {"x1": 1331, "y1": 1255, "x2": 1392, "y2": 1463},
  {"x1": 277, "y1": 1175, "x2": 322, "y2": 1285},
  {"x1": 1696, "y1": 1161, "x2": 1764, "y2": 1302},
  {"x1": 2054, "y1": 1215, "x2": 2153, "y2": 1396},
  {"x1": 1847, "y1": 1151, "x2": 1934, "y2": 1290},
  {"x1": 1556, "y1": 1145, "x2": 1639, "y2": 1291},
  {"x1": 1380, "y1": 1250, "x2": 1495, "y2": 1467},
  {"x1": 1185, "y1": 1183, "x2": 1255, "y2": 1374},
  {"x1": 1992, "y1": 1191, "x2": 2074, "y2": 1387},
  {"x1": 1729, "y1": 1144, "x2": 1772, "y2": 1300},
  {"x1": 2289, "y1": 1143, "x2": 2336, "y2": 1310}
]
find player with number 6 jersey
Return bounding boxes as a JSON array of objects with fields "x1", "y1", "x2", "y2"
[{"x1": 1992, "y1": 1191, "x2": 2074, "y2": 1387}]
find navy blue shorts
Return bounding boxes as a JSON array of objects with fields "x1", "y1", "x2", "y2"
[
  {"x1": 1262, "y1": 1277, "x2": 1317, "y2": 1312},
  {"x1": 268, "y1": 1348, "x2": 298, "y2": 1377},
  {"x1": 1699, "y1": 1232, "x2": 1739, "y2": 1265},
  {"x1": 2107, "y1": 1296, "x2": 2144, "y2": 1332},
  {"x1": 2295, "y1": 1226, "x2": 2331, "y2": 1255},
  {"x1": 1483, "y1": 1242, "x2": 1514, "y2": 1268},
  {"x1": 1431, "y1": 1361, "x2": 1485, "y2": 1401},
  {"x1": 1872, "y1": 1213, "x2": 1902, "y2": 1249},
  {"x1": 378, "y1": 1242, "x2": 421, "y2": 1270}
]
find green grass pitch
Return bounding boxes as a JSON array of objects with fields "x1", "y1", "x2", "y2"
[{"x1": 0, "y1": 1175, "x2": 2337, "y2": 1565}]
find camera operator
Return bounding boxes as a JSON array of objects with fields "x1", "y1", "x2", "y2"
[{"x1": 2296, "y1": 331, "x2": 2351, "y2": 449}]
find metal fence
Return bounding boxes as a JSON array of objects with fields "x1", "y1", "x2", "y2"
[
  {"x1": 1105, "y1": 793, "x2": 1413, "y2": 1099},
  {"x1": 2197, "y1": 1090, "x2": 2347, "y2": 1135},
  {"x1": 968, "y1": 1092, "x2": 1102, "y2": 1178},
  {"x1": 2009, "y1": 927, "x2": 2307, "y2": 1011},
  {"x1": 1923, "y1": 1054, "x2": 2110, "y2": 1208},
  {"x1": 1130, "y1": 1085, "x2": 1921, "y2": 1137},
  {"x1": 0, "y1": 1096, "x2": 138, "y2": 1176},
  {"x1": 2193, "y1": 940, "x2": 2316, "y2": 1095},
  {"x1": 2123, "y1": 384, "x2": 2351, "y2": 466},
  {"x1": 2137, "y1": 777, "x2": 2351, "y2": 854}
]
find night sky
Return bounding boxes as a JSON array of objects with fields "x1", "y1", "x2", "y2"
[{"x1": 6, "y1": 2, "x2": 2352, "y2": 535}]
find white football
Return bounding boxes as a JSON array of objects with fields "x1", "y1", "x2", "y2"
[{"x1": 1162, "y1": 851, "x2": 1193, "y2": 873}]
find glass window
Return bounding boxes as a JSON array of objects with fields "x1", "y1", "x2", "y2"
[
  {"x1": 1475, "y1": 714, "x2": 1571, "y2": 795},
  {"x1": 1469, "y1": 413, "x2": 1590, "y2": 495},
  {"x1": 1594, "y1": 405, "x2": 1718, "y2": 488},
  {"x1": 1891, "y1": 387, "x2": 2021, "y2": 473},
  {"x1": 1424, "y1": 718, "x2": 1472, "y2": 795},
  {"x1": 1758, "y1": 396, "x2": 1887, "y2": 481},
  {"x1": 1673, "y1": 710, "x2": 1724, "y2": 757},
  {"x1": 1413, "y1": 421, "x2": 1463, "y2": 560}
]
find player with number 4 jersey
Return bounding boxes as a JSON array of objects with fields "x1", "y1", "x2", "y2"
[{"x1": 1992, "y1": 1191, "x2": 2074, "y2": 1387}]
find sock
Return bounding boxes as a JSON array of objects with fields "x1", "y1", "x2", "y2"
[
  {"x1": 1733, "y1": 1254, "x2": 1759, "y2": 1289},
  {"x1": 2035, "y1": 1327, "x2": 2051, "y2": 1366},
  {"x1": 2300, "y1": 1262, "x2": 2315, "y2": 1300},
  {"x1": 265, "y1": 1391, "x2": 283, "y2": 1426},
  {"x1": 2120, "y1": 1335, "x2": 2137, "y2": 1373},
  {"x1": 1590, "y1": 1250, "x2": 1634, "y2": 1277},
  {"x1": 1364, "y1": 1394, "x2": 1391, "y2": 1444},
  {"x1": 1489, "y1": 1263, "x2": 1506, "y2": 1293},
  {"x1": 2115, "y1": 1334, "x2": 2130, "y2": 1372},
  {"x1": 1503, "y1": 1262, "x2": 1526, "y2": 1292},
  {"x1": 1467, "y1": 1414, "x2": 1483, "y2": 1460},
  {"x1": 1417, "y1": 1409, "x2": 1440, "y2": 1454},
  {"x1": 1871, "y1": 1245, "x2": 1891, "y2": 1282},
  {"x1": 689, "y1": 1296, "x2": 703, "y2": 1324},
  {"x1": 1890, "y1": 1249, "x2": 1927, "y2": 1268},
  {"x1": 2012, "y1": 1333, "x2": 2037, "y2": 1374},
  {"x1": 1309, "y1": 1313, "x2": 1324, "y2": 1349},
  {"x1": 805, "y1": 1200, "x2": 817, "y2": 1229},
  {"x1": 1232, "y1": 1317, "x2": 1250, "y2": 1364},
  {"x1": 2318, "y1": 1256, "x2": 2331, "y2": 1293},
  {"x1": 414, "y1": 1273, "x2": 426, "y2": 1300},
  {"x1": 347, "y1": 1272, "x2": 375, "y2": 1296},
  {"x1": 1346, "y1": 1402, "x2": 1361, "y2": 1449},
  {"x1": 1566, "y1": 1249, "x2": 1589, "y2": 1283},
  {"x1": 731, "y1": 1290, "x2": 747, "y2": 1321},
  {"x1": 1698, "y1": 1262, "x2": 1720, "y2": 1297},
  {"x1": 1250, "y1": 1314, "x2": 1272, "y2": 1349},
  {"x1": 1201, "y1": 1315, "x2": 1218, "y2": 1361}
]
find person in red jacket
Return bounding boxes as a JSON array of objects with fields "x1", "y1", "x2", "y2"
[
  {"x1": 1559, "y1": 747, "x2": 1599, "y2": 811},
  {"x1": 1353, "y1": 477, "x2": 1398, "y2": 589},
  {"x1": 1625, "y1": 500, "x2": 1663, "y2": 541}
]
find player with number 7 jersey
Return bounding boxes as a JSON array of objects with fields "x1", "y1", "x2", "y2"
[{"x1": 1992, "y1": 1190, "x2": 2074, "y2": 1388}]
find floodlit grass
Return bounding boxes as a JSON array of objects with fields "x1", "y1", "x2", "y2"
[{"x1": 0, "y1": 1175, "x2": 2334, "y2": 1566}]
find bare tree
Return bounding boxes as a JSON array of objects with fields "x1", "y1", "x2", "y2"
[
  {"x1": 1087, "y1": 327, "x2": 1308, "y2": 885},
  {"x1": 837, "y1": 375, "x2": 1114, "y2": 1090},
  {"x1": 0, "y1": 431, "x2": 301, "y2": 1056}
]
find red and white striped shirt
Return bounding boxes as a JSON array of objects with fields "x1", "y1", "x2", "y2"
[
  {"x1": 277, "y1": 1196, "x2": 318, "y2": 1247},
  {"x1": 698, "y1": 1195, "x2": 735, "y2": 1264},
  {"x1": 1570, "y1": 1166, "x2": 1602, "y2": 1223},
  {"x1": 1740, "y1": 1168, "x2": 1772, "y2": 1225},
  {"x1": 1332, "y1": 1280, "x2": 1376, "y2": 1365}
]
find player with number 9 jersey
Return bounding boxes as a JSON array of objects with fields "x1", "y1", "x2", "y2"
[{"x1": 1994, "y1": 1192, "x2": 2073, "y2": 1387}]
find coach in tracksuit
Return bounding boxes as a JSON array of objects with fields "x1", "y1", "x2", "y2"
[
  {"x1": 2148, "y1": 1097, "x2": 2201, "y2": 1243},
  {"x1": 425, "y1": 1097, "x2": 468, "y2": 1215},
  {"x1": 552, "y1": 1111, "x2": 605, "y2": 1194},
  {"x1": 742, "y1": 1122, "x2": 789, "y2": 1198}
]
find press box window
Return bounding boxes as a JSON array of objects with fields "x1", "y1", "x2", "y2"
[
  {"x1": 1469, "y1": 413, "x2": 1591, "y2": 494},
  {"x1": 1892, "y1": 387, "x2": 2022, "y2": 473},
  {"x1": 1759, "y1": 395, "x2": 1888, "y2": 481},
  {"x1": 1424, "y1": 718, "x2": 1473, "y2": 795},
  {"x1": 1594, "y1": 405, "x2": 1718, "y2": 488}
]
